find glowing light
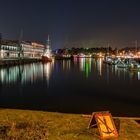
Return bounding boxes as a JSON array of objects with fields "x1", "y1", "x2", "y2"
[
  {"x1": 78, "y1": 53, "x2": 85, "y2": 58},
  {"x1": 99, "y1": 53, "x2": 102, "y2": 57},
  {"x1": 63, "y1": 60, "x2": 66, "y2": 70},
  {"x1": 86, "y1": 63, "x2": 89, "y2": 78},
  {"x1": 138, "y1": 72, "x2": 140, "y2": 80},
  {"x1": 79, "y1": 58, "x2": 85, "y2": 72},
  {"x1": 99, "y1": 58, "x2": 102, "y2": 76},
  {"x1": 0, "y1": 69, "x2": 4, "y2": 83},
  {"x1": 44, "y1": 63, "x2": 52, "y2": 87},
  {"x1": 0, "y1": 49, "x2": 4, "y2": 58}
]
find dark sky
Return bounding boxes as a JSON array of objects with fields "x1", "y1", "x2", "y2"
[{"x1": 0, "y1": 0, "x2": 140, "y2": 49}]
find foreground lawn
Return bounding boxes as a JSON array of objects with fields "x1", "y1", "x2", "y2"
[{"x1": 0, "y1": 109, "x2": 140, "y2": 140}]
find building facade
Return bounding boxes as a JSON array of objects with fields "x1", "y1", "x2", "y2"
[{"x1": 0, "y1": 40, "x2": 45, "y2": 59}]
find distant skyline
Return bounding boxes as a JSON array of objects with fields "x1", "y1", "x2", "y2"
[{"x1": 1, "y1": 0, "x2": 140, "y2": 49}]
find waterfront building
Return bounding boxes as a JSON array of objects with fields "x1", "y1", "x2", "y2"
[
  {"x1": 0, "y1": 39, "x2": 45, "y2": 59},
  {"x1": 31, "y1": 42, "x2": 44, "y2": 58},
  {"x1": 0, "y1": 40, "x2": 19, "y2": 58}
]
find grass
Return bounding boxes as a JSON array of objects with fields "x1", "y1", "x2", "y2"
[{"x1": 0, "y1": 109, "x2": 140, "y2": 140}]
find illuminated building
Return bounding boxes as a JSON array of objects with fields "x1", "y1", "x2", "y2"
[
  {"x1": 0, "y1": 39, "x2": 45, "y2": 59},
  {"x1": 0, "y1": 40, "x2": 18, "y2": 58}
]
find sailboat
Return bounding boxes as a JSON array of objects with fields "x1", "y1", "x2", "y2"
[{"x1": 42, "y1": 35, "x2": 52, "y2": 62}]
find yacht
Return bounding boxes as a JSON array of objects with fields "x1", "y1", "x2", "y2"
[{"x1": 117, "y1": 60, "x2": 128, "y2": 68}]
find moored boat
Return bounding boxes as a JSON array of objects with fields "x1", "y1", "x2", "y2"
[
  {"x1": 103, "y1": 56, "x2": 119, "y2": 65},
  {"x1": 127, "y1": 63, "x2": 140, "y2": 71},
  {"x1": 117, "y1": 60, "x2": 128, "y2": 68},
  {"x1": 42, "y1": 55, "x2": 52, "y2": 62},
  {"x1": 42, "y1": 35, "x2": 52, "y2": 62}
]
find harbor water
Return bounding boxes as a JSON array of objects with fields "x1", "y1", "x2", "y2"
[{"x1": 0, "y1": 58, "x2": 140, "y2": 117}]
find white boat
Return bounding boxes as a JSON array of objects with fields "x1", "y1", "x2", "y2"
[
  {"x1": 42, "y1": 36, "x2": 52, "y2": 62},
  {"x1": 104, "y1": 56, "x2": 119, "y2": 65},
  {"x1": 117, "y1": 58, "x2": 140, "y2": 69},
  {"x1": 117, "y1": 60, "x2": 128, "y2": 68},
  {"x1": 103, "y1": 56, "x2": 113, "y2": 64},
  {"x1": 127, "y1": 59, "x2": 140, "y2": 71}
]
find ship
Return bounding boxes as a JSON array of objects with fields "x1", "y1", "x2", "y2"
[{"x1": 42, "y1": 35, "x2": 52, "y2": 62}]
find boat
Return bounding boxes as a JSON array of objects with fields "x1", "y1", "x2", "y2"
[
  {"x1": 42, "y1": 36, "x2": 52, "y2": 62},
  {"x1": 117, "y1": 58, "x2": 140, "y2": 69},
  {"x1": 42, "y1": 55, "x2": 52, "y2": 62},
  {"x1": 104, "y1": 56, "x2": 119, "y2": 65},
  {"x1": 117, "y1": 59, "x2": 128, "y2": 68},
  {"x1": 127, "y1": 61, "x2": 140, "y2": 71}
]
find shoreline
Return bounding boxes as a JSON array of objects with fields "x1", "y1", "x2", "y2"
[{"x1": 0, "y1": 58, "x2": 41, "y2": 66}]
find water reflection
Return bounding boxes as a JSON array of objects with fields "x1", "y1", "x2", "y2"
[
  {"x1": 0, "y1": 62, "x2": 53, "y2": 86},
  {"x1": 114, "y1": 66, "x2": 127, "y2": 80},
  {"x1": 62, "y1": 60, "x2": 71, "y2": 70},
  {"x1": 75, "y1": 58, "x2": 91, "y2": 78},
  {"x1": 111, "y1": 65, "x2": 140, "y2": 81},
  {"x1": 74, "y1": 58, "x2": 103, "y2": 78},
  {"x1": 0, "y1": 59, "x2": 140, "y2": 116},
  {"x1": 0, "y1": 58, "x2": 140, "y2": 86},
  {"x1": 73, "y1": 58, "x2": 140, "y2": 81},
  {"x1": 138, "y1": 72, "x2": 140, "y2": 80},
  {"x1": 43, "y1": 62, "x2": 53, "y2": 87},
  {"x1": 97, "y1": 58, "x2": 102, "y2": 76},
  {"x1": 106, "y1": 64, "x2": 110, "y2": 84}
]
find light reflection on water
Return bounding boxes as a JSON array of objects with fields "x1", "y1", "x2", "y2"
[
  {"x1": 0, "y1": 58, "x2": 140, "y2": 116},
  {"x1": 73, "y1": 58, "x2": 140, "y2": 81},
  {"x1": 0, "y1": 62, "x2": 53, "y2": 85},
  {"x1": 74, "y1": 58, "x2": 94, "y2": 78},
  {"x1": 138, "y1": 72, "x2": 140, "y2": 80},
  {"x1": 0, "y1": 58, "x2": 140, "y2": 86}
]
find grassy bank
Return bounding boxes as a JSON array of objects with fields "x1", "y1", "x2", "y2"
[{"x1": 0, "y1": 109, "x2": 140, "y2": 140}]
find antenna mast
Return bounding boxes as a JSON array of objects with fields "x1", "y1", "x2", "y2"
[
  {"x1": 18, "y1": 29, "x2": 24, "y2": 58},
  {"x1": 47, "y1": 35, "x2": 50, "y2": 46}
]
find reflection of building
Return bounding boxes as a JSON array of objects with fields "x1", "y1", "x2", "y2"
[
  {"x1": 0, "y1": 63, "x2": 53, "y2": 85},
  {"x1": 0, "y1": 62, "x2": 54, "y2": 86},
  {"x1": 97, "y1": 58, "x2": 102, "y2": 76},
  {"x1": 0, "y1": 39, "x2": 45, "y2": 59},
  {"x1": 43, "y1": 62, "x2": 53, "y2": 86}
]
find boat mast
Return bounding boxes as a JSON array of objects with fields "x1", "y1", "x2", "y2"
[
  {"x1": 47, "y1": 35, "x2": 50, "y2": 49},
  {"x1": 43, "y1": 35, "x2": 50, "y2": 55},
  {"x1": 18, "y1": 29, "x2": 24, "y2": 58}
]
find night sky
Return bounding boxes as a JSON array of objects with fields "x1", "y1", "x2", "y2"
[{"x1": 0, "y1": 0, "x2": 140, "y2": 49}]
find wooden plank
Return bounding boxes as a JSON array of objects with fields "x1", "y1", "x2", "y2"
[{"x1": 82, "y1": 114, "x2": 140, "y2": 120}]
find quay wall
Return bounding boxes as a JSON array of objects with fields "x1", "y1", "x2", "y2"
[{"x1": 0, "y1": 58, "x2": 42, "y2": 66}]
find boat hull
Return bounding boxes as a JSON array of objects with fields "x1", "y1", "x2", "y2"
[{"x1": 42, "y1": 56, "x2": 52, "y2": 62}]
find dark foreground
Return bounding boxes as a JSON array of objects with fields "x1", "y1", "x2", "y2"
[{"x1": 0, "y1": 109, "x2": 140, "y2": 140}]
